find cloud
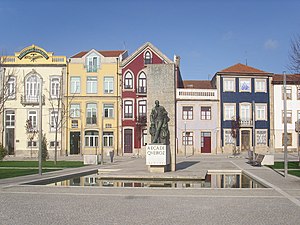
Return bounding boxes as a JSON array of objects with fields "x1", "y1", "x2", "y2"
[
  {"x1": 264, "y1": 39, "x2": 279, "y2": 50},
  {"x1": 222, "y1": 31, "x2": 234, "y2": 41}
]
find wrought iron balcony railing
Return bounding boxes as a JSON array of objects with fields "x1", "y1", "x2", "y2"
[{"x1": 21, "y1": 95, "x2": 45, "y2": 106}]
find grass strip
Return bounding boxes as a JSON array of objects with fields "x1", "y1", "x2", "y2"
[{"x1": 0, "y1": 161, "x2": 84, "y2": 168}]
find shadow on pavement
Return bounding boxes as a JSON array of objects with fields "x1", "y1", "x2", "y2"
[{"x1": 176, "y1": 161, "x2": 199, "y2": 171}]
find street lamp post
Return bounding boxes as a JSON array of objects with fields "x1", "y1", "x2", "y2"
[
  {"x1": 184, "y1": 121, "x2": 187, "y2": 157},
  {"x1": 283, "y1": 71, "x2": 288, "y2": 177},
  {"x1": 38, "y1": 77, "x2": 43, "y2": 175}
]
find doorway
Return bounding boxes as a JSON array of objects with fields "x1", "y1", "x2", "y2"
[
  {"x1": 124, "y1": 129, "x2": 133, "y2": 153},
  {"x1": 241, "y1": 130, "x2": 250, "y2": 152},
  {"x1": 201, "y1": 132, "x2": 211, "y2": 153},
  {"x1": 70, "y1": 132, "x2": 80, "y2": 154},
  {"x1": 5, "y1": 128, "x2": 15, "y2": 155}
]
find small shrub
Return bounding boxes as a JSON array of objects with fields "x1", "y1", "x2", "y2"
[
  {"x1": 0, "y1": 144, "x2": 8, "y2": 161},
  {"x1": 41, "y1": 134, "x2": 48, "y2": 161}
]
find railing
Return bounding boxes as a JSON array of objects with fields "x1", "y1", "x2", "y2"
[
  {"x1": 3, "y1": 57, "x2": 16, "y2": 63},
  {"x1": 52, "y1": 56, "x2": 66, "y2": 63},
  {"x1": 86, "y1": 66, "x2": 98, "y2": 73},
  {"x1": 240, "y1": 120, "x2": 253, "y2": 127},
  {"x1": 124, "y1": 113, "x2": 133, "y2": 118},
  {"x1": 137, "y1": 86, "x2": 147, "y2": 94},
  {"x1": 177, "y1": 89, "x2": 217, "y2": 100},
  {"x1": 86, "y1": 117, "x2": 97, "y2": 125},
  {"x1": 21, "y1": 95, "x2": 45, "y2": 105},
  {"x1": 124, "y1": 85, "x2": 132, "y2": 89}
]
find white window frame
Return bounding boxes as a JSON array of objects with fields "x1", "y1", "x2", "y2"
[
  {"x1": 124, "y1": 72, "x2": 133, "y2": 89},
  {"x1": 239, "y1": 103, "x2": 251, "y2": 121},
  {"x1": 50, "y1": 141, "x2": 60, "y2": 148},
  {"x1": 256, "y1": 129, "x2": 267, "y2": 146},
  {"x1": 124, "y1": 100, "x2": 133, "y2": 118},
  {"x1": 282, "y1": 110, "x2": 292, "y2": 124},
  {"x1": 255, "y1": 104, "x2": 267, "y2": 121},
  {"x1": 70, "y1": 104, "x2": 80, "y2": 118},
  {"x1": 201, "y1": 106, "x2": 211, "y2": 120},
  {"x1": 7, "y1": 76, "x2": 16, "y2": 99},
  {"x1": 5, "y1": 110, "x2": 15, "y2": 127},
  {"x1": 223, "y1": 78, "x2": 235, "y2": 92},
  {"x1": 50, "y1": 110, "x2": 59, "y2": 131},
  {"x1": 50, "y1": 77, "x2": 60, "y2": 99},
  {"x1": 182, "y1": 106, "x2": 193, "y2": 120},
  {"x1": 86, "y1": 103, "x2": 97, "y2": 125},
  {"x1": 224, "y1": 103, "x2": 236, "y2": 120},
  {"x1": 70, "y1": 77, "x2": 80, "y2": 94},
  {"x1": 85, "y1": 130, "x2": 99, "y2": 147},
  {"x1": 182, "y1": 131, "x2": 193, "y2": 146},
  {"x1": 283, "y1": 86, "x2": 292, "y2": 100},
  {"x1": 104, "y1": 104, "x2": 114, "y2": 118},
  {"x1": 28, "y1": 110, "x2": 38, "y2": 130},
  {"x1": 103, "y1": 132, "x2": 114, "y2": 147},
  {"x1": 26, "y1": 75, "x2": 40, "y2": 102},
  {"x1": 224, "y1": 129, "x2": 235, "y2": 145},
  {"x1": 138, "y1": 100, "x2": 147, "y2": 118},
  {"x1": 255, "y1": 79, "x2": 266, "y2": 92},
  {"x1": 104, "y1": 77, "x2": 114, "y2": 94},
  {"x1": 86, "y1": 76, "x2": 97, "y2": 94},
  {"x1": 138, "y1": 72, "x2": 147, "y2": 93},
  {"x1": 86, "y1": 54, "x2": 99, "y2": 72},
  {"x1": 239, "y1": 78, "x2": 251, "y2": 92}
]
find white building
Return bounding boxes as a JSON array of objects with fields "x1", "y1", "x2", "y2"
[{"x1": 272, "y1": 74, "x2": 300, "y2": 152}]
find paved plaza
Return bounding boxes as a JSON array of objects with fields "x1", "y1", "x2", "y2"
[{"x1": 0, "y1": 153, "x2": 300, "y2": 225}]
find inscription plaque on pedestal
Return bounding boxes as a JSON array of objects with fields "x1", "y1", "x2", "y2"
[{"x1": 146, "y1": 144, "x2": 170, "y2": 165}]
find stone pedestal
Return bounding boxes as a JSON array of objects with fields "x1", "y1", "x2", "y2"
[{"x1": 146, "y1": 144, "x2": 170, "y2": 173}]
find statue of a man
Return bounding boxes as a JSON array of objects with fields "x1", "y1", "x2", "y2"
[{"x1": 150, "y1": 100, "x2": 170, "y2": 144}]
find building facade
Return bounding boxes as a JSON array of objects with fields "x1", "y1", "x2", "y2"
[
  {"x1": 176, "y1": 80, "x2": 219, "y2": 155},
  {"x1": 0, "y1": 45, "x2": 66, "y2": 157},
  {"x1": 66, "y1": 49, "x2": 127, "y2": 156},
  {"x1": 213, "y1": 63, "x2": 273, "y2": 154},
  {"x1": 272, "y1": 74, "x2": 300, "y2": 152},
  {"x1": 120, "y1": 42, "x2": 174, "y2": 155}
]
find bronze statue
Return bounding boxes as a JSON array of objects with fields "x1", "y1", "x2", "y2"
[{"x1": 149, "y1": 100, "x2": 170, "y2": 145}]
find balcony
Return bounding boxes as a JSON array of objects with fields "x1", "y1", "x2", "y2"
[
  {"x1": 137, "y1": 86, "x2": 147, "y2": 94},
  {"x1": 177, "y1": 89, "x2": 217, "y2": 100},
  {"x1": 86, "y1": 116, "x2": 97, "y2": 125},
  {"x1": 85, "y1": 66, "x2": 98, "y2": 73},
  {"x1": 21, "y1": 95, "x2": 45, "y2": 106},
  {"x1": 240, "y1": 120, "x2": 253, "y2": 127}
]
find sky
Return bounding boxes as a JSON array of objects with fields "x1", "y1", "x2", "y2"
[{"x1": 0, "y1": 0, "x2": 299, "y2": 80}]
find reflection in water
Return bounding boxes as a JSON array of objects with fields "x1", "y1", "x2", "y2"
[{"x1": 47, "y1": 173, "x2": 265, "y2": 189}]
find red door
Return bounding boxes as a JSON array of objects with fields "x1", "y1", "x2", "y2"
[
  {"x1": 124, "y1": 129, "x2": 133, "y2": 153},
  {"x1": 201, "y1": 132, "x2": 211, "y2": 153}
]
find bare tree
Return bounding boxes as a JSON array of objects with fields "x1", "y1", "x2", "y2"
[{"x1": 288, "y1": 34, "x2": 300, "y2": 74}]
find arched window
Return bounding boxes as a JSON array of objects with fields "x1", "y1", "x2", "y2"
[
  {"x1": 144, "y1": 51, "x2": 152, "y2": 64},
  {"x1": 138, "y1": 72, "x2": 146, "y2": 93},
  {"x1": 25, "y1": 74, "x2": 40, "y2": 102},
  {"x1": 124, "y1": 72, "x2": 133, "y2": 89}
]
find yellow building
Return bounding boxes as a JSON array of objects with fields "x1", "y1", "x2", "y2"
[
  {"x1": 0, "y1": 45, "x2": 66, "y2": 157},
  {"x1": 66, "y1": 49, "x2": 127, "y2": 157}
]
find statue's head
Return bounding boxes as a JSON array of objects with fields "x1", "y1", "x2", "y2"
[{"x1": 155, "y1": 100, "x2": 159, "y2": 106}]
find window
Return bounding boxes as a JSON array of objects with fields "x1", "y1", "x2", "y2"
[
  {"x1": 142, "y1": 129, "x2": 147, "y2": 146},
  {"x1": 86, "y1": 76, "x2": 97, "y2": 94},
  {"x1": 182, "y1": 106, "x2": 193, "y2": 120},
  {"x1": 50, "y1": 110, "x2": 59, "y2": 131},
  {"x1": 104, "y1": 77, "x2": 114, "y2": 94},
  {"x1": 5, "y1": 110, "x2": 15, "y2": 127},
  {"x1": 7, "y1": 77, "x2": 16, "y2": 99},
  {"x1": 26, "y1": 74, "x2": 40, "y2": 102},
  {"x1": 103, "y1": 132, "x2": 113, "y2": 147},
  {"x1": 224, "y1": 104, "x2": 235, "y2": 120},
  {"x1": 282, "y1": 133, "x2": 292, "y2": 146},
  {"x1": 256, "y1": 104, "x2": 267, "y2": 120},
  {"x1": 28, "y1": 110, "x2": 37, "y2": 130},
  {"x1": 182, "y1": 131, "x2": 193, "y2": 146},
  {"x1": 124, "y1": 72, "x2": 133, "y2": 89},
  {"x1": 282, "y1": 86, "x2": 292, "y2": 100},
  {"x1": 71, "y1": 120, "x2": 78, "y2": 128},
  {"x1": 240, "y1": 103, "x2": 251, "y2": 121},
  {"x1": 297, "y1": 87, "x2": 300, "y2": 100},
  {"x1": 282, "y1": 110, "x2": 292, "y2": 124},
  {"x1": 27, "y1": 141, "x2": 37, "y2": 147},
  {"x1": 50, "y1": 77, "x2": 60, "y2": 98},
  {"x1": 70, "y1": 77, "x2": 80, "y2": 94},
  {"x1": 85, "y1": 130, "x2": 99, "y2": 147},
  {"x1": 224, "y1": 130, "x2": 235, "y2": 145},
  {"x1": 201, "y1": 106, "x2": 211, "y2": 120},
  {"x1": 255, "y1": 79, "x2": 266, "y2": 92},
  {"x1": 86, "y1": 55, "x2": 99, "y2": 72},
  {"x1": 223, "y1": 78, "x2": 235, "y2": 92},
  {"x1": 124, "y1": 100, "x2": 133, "y2": 118},
  {"x1": 104, "y1": 104, "x2": 114, "y2": 118},
  {"x1": 86, "y1": 103, "x2": 97, "y2": 125},
  {"x1": 239, "y1": 78, "x2": 251, "y2": 92},
  {"x1": 50, "y1": 141, "x2": 59, "y2": 148},
  {"x1": 144, "y1": 51, "x2": 152, "y2": 64},
  {"x1": 138, "y1": 100, "x2": 147, "y2": 118},
  {"x1": 70, "y1": 104, "x2": 80, "y2": 118},
  {"x1": 138, "y1": 72, "x2": 147, "y2": 93},
  {"x1": 256, "y1": 130, "x2": 267, "y2": 146},
  {"x1": 298, "y1": 110, "x2": 300, "y2": 121}
]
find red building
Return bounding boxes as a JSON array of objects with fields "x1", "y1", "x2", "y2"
[{"x1": 121, "y1": 42, "x2": 181, "y2": 155}]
